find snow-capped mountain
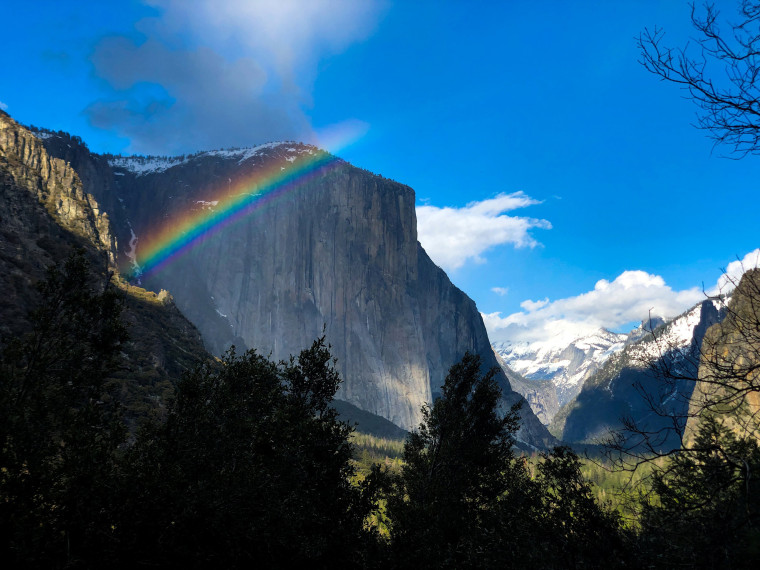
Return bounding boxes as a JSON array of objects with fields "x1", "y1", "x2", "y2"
[
  {"x1": 552, "y1": 298, "x2": 726, "y2": 448},
  {"x1": 493, "y1": 329, "x2": 627, "y2": 410},
  {"x1": 628, "y1": 299, "x2": 726, "y2": 367}
]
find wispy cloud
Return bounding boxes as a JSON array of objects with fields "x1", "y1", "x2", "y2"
[
  {"x1": 416, "y1": 192, "x2": 551, "y2": 272},
  {"x1": 85, "y1": 0, "x2": 386, "y2": 154},
  {"x1": 484, "y1": 248, "x2": 760, "y2": 347},
  {"x1": 491, "y1": 287, "x2": 509, "y2": 296},
  {"x1": 0, "y1": 101, "x2": 8, "y2": 111}
]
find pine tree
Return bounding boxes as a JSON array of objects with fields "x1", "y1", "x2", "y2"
[
  {"x1": 385, "y1": 352, "x2": 529, "y2": 568},
  {"x1": 0, "y1": 250, "x2": 128, "y2": 567},
  {"x1": 117, "y1": 338, "x2": 380, "y2": 567}
]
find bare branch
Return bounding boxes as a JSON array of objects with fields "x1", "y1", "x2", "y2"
[{"x1": 639, "y1": 2, "x2": 760, "y2": 157}]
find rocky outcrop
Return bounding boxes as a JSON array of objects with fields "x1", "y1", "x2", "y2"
[
  {"x1": 0, "y1": 113, "x2": 116, "y2": 263},
  {"x1": 0, "y1": 111, "x2": 209, "y2": 424}
]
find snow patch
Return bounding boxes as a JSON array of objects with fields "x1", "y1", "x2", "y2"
[
  {"x1": 629, "y1": 303, "x2": 704, "y2": 363},
  {"x1": 195, "y1": 200, "x2": 219, "y2": 211},
  {"x1": 107, "y1": 142, "x2": 318, "y2": 176},
  {"x1": 493, "y1": 328, "x2": 628, "y2": 404}
]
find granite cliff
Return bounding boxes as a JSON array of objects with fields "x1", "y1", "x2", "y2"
[{"x1": 22, "y1": 122, "x2": 552, "y2": 445}]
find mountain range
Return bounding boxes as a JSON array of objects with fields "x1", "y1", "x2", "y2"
[
  {"x1": 494, "y1": 298, "x2": 725, "y2": 449},
  {"x1": 493, "y1": 329, "x2": 628, "y2": 412},
  {"x1": 6, "y1": 107, "x2": 744, "y2": 454}
]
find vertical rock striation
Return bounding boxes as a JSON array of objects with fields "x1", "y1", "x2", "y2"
[{"x1": 29, "y1": 132, "x2": 552, "y2": 445}]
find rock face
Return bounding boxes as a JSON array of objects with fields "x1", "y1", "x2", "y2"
[
  {"x1": 0, "y1": 112, "x2": 116, "y2": 263},
  {"x1": 552, "y1": 300, "x2": 724, "y2": 449},
  {"x1": 104, "y1": 148, "x2": 548, "y2": 442},
  {"x1": 19, "y1": 123, "x2": 553, "y2": 446}
]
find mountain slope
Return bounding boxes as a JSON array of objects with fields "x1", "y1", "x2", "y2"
[
  {"x1": 0, "y1": 111, "x2": 209, "y2": 424},
  {"x1": 493, "y1": 329, "x2": 627, "y2": 410},
  {"x1": 687, "y1": 269, "x2": 760, "y2": 440},
  {"x1": 493, "y1": 350, "x2": 559, "y2": 425},
  {"x1": 552, "y1": 299, "x2": 724, "y2": 449}
]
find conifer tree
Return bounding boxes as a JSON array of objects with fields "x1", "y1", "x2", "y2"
[
  {"x1": 385, "y1": 352, "x2": 528, "y2": 568},
  {"x1": 117, "y1": 338, "x2": 380, "y2": 567},
  {"x1": 0, "y1": 250, "x2": 127, "y2": 567}
]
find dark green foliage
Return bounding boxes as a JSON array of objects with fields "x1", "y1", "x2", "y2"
[
  {"x1": 0, "y1": 253, "x2": 379, "y2": 567},
  {"x1": 0, "y1": 254, "x2": 643, "y2": 568},
  {"x1": 0, "y1": 250, "x2": 128, "y2": 567},
  {"x1": 116, "y1": 338, "x2": 380, "y2": 567},
  {"x1": 533, "y1": 446, "x2": 626, "y2": 567},
  {"x1": 384, "y1": 352, "x2": 624, "y2": 569},
  {"x1": 385, "y1": 353, "x2": 521, "y2": 566},
  {"x1": 639, "y1": 415, "x2": 760, "y2": 568}
]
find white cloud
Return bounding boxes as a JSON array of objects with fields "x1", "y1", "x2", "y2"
[
  {"x1": 146, "y1": 0, "x2": 385, "y2": 77},
  {"x1": 491, "y1": 287, "x2": 509, "y2": 296},
  {"x1": 416, "y1": 192, "x2": 551, "y2": 272},
  {"x1": 520, "y1": 298, "x2": 549, "y2": 311},
  {"x1": 485, "y1": 249, "x2": 760, "y2": 348},
  {"x1": 484, "y1": 270, "x2": 704, "y2": 347},
  {"x1": 0, "y1": 101, "x2": 7, "y2": 111},
  {"x1": 711, "y1": 248, "x2": 760, "y2": 295},
  {"x1": 87, "y1": 0, "x2": 386, "y2": 154}
]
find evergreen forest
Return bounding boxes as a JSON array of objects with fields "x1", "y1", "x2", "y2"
[{"x1": 1, "y1": 251, "x2": 759, "y2": 569}]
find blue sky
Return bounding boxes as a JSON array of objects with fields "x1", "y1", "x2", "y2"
[{"x1": 2, "y1": 0, "x2": 759, "y2": 346}]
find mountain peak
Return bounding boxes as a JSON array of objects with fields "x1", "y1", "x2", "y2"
[{"x1": 493, "y1": 327, "x2": 628, "y2": 412}]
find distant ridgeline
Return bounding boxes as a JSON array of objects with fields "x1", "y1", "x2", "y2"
[
  {"x1": 494, "y1": 295, "x2": 728, "y2": 452},
  {"x1": 0, "y1": 110, "x2": 552, "y2": 447}
]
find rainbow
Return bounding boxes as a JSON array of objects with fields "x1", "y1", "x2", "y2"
[{"x1": 126, "y1": 147, "x2": 344, "y2": 279}]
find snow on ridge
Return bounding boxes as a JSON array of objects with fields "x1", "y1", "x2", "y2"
[
  {"x1": 493, "y1": 328, "x2": 628, "y2": 402},
  {"x1": 31, "y1": 131, "x2": 55, "y2": 140},
  {"x1": 108, "y1": 155, "x2": 188, "y2": 176},
  {"x1": 629, "y1": 302, "x2": 705, "y2": 362},
  {"x1": 108, "y1": 142, "x2": 319, "y2": 176}
]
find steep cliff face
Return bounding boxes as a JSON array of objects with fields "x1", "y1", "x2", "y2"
[
  {"x1": 0, "y1": 113, "x2": 116, "y2": 263},
  {"x1": 28, "y1": 128, "x2": 552, "y2": 445}
]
